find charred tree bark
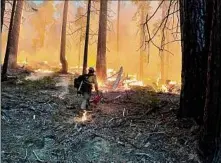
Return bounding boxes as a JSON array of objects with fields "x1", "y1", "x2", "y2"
[
  {"x1": 96, "y1": 0, "x2": 108, "y2": 82},
  {"x1": 178, "y1": 0, "x2": 207, "y2": 123},
  {"x1": 199, "y1": 0, "x2": 221, "y2": 162},
  {"x1": 1, "y1": 0, "x2": 5, "y2": 32},
  {"x1": 1, "y1": 0, "x2": 16, "y2": 80},
  {"x1": 117, "y1": 0, "x2": 120, "y2": 56},
  {"x1": 82, "y1": 0, "x2": 91, "y2": 75},
  {"x1": 60, "y1": 0, "x2": 68, "y2": 74},
  {"x1": 8, "y1": 0, "x2": 24, "y2": 69}
]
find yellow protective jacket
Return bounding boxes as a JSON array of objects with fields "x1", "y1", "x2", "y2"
[{"x1": 86, "y1": 73, "x2": 98, "y2": 92}]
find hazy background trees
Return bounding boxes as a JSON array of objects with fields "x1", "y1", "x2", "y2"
[
  {"x1": 116, "y1": 0, "x2": 120, "y2": 57},
  {"x1": 1, "y1": 1, "x2": 182, "y2": 83},
  {"x1": 75, "y1": 6, "x2": 86, "y2": 72},
  {"x1": 132, "y1": 0, "x2": 151, "y2": 81}
]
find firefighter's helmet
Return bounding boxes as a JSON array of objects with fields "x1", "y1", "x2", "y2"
[{"x1": 88, "y1": 67, "x2": 95, "y2": 73}]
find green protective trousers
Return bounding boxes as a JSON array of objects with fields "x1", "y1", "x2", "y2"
[{"x1": 80, "y1": 92, "x2": 91, "y2": 110}]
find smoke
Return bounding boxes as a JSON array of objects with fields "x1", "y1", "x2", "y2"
[
  {"x1": 25, "y1": 69, "x2": 70, "y2": 99},
  {"x1": 55, "y1": 77, "x2": 70, "y2": 99},
  {"x1": 1, "y1": 1, "x2": 181, "y2": 83},
  {"x1": 25, "y1": 69, "x2": 54, "y2": 81}
]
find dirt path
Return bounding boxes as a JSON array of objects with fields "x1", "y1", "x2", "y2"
[{"x1": 1, "y1": 75, "x2": 200, "y2": 163}]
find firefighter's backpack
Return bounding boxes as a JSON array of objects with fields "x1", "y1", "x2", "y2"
[{"x1": 74, "y1": 74, "x2": 92, "y2": 92}]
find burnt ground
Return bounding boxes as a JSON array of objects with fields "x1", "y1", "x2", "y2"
[{"x1": 1, "y1": 73, "x2": 201, "y2": 163}]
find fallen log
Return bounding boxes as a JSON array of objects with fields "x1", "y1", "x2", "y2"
[{"x1": 112, "y1": 66, "x2": 123, "y2": 90}]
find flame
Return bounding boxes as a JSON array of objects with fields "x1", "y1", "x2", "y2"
[
  {"x1": 107, "y1": 68, "x2": 115, "y2": 75},
  {"x1": 95, "y1": 69, "x2": 146, "y2": 92},
  {"x1": 34, "y1": 69, "x2": 53, "y2": 73},
  {"x1": 73, "y1": 110, "x2": 88, "y2": 123},
  {"x1": 25, "y1": 67, "x2": 144, "y2": 91},
  {"x1": 124, "y1": 79, "x2": 144, "y2": 87},
  {"x1": 156, "y1": 75, "x2": 161, "y2": 87},
  {"x1": 81, "y1": 110, "x2": 87, "y2": 122},
  {"x1": 161, "y1": 84, "x2": 168, "y2": 92},
  {"x1": 159, "y1": 80, "x2": 180, "y2": 94},
  {"x1": 43, "y1": 61, "x2": 48, "y2": 64},
  {"x1": 168, "y1": 80, "x2": 177, "y2": 85},
  {"x1": 17, "y1": 60, "x2": 28, "y2": 66}
]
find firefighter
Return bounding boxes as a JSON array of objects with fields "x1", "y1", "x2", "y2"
[{"x1": 81, "y1": 67, "x2": 99, "y2": 110}]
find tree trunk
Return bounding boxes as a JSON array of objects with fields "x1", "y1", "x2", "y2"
[
  {"x1": 96, "y1": 0, "x2": 108, "y2": 82},
  {"x1": 82, "y1": 0, "x2": 91, "y2": 75},
  {"x1": 178, "y1": 0, "x2": 207, "y2": 123},
  {"x1": 160, "y1": 1, "x2": 170, "y2": 84},
  {"x1": 165, "y1": 39, "x2": 169, "y2": 81},
  {"x1": 199, "y1": 0, "x2": 221, "y2": 162},
  {"x1": 164, "y1": 2, "x2": 170, "y2": 81},
  {"x1": 117, "y1": 0, "x2": 120, "y2": 56},
  {"x1": 160, "y1": 2, "x2": 166, "y2": 84},
  {"x1": 139, "y1": 6, "x2": 144, "y2": 81},
  {"x1": 1, "y1": 0, "x2": 16, "y2": 80},
  {"x1": 60, "y1": 0, "x2": 68, "y2": 74},
  {"x1": 78, "y1": 28, "x2": 82, "y2": 73},
  {"x1": 160, "y1": 53, "x2": 165, "y2": 83},
  {"x1": 1, "y1": 0, "x2": 5, "y2": 32},
  {"x1": 8, "y1": 0, "x2": 24, "y2": 69},
  {"x1": 77, "y1": 7, "x2": 84, "y2": 73}
]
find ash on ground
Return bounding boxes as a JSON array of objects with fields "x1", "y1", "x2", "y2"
[{"x1": 1, "y1": 74, "x2": 200, "y2": 163}]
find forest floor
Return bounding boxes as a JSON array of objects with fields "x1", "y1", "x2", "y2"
[{"x1": 1, "y1": 71, "x2": 201, "y2": 163}]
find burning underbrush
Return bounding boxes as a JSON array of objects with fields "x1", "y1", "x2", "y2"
[
  {"x1": 14, "y1": 62, "x2": 181, "y2": 94},
  {"x1": 154, "y1": 80, "x2": 181, "y2": 94}
]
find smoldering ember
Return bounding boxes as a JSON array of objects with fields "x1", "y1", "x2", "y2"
[{"x1": 1, "y1": 0, "x2": 221, "y2": 163}]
